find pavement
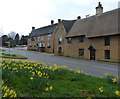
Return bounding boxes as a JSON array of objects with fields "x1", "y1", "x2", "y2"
[{"x1": 1, "y1": 47, "x2": 119, "y2": 77}]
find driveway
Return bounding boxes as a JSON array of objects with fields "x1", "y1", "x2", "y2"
[{"x1": 2, "y1": 47, "x2": 119, "y2": 77}]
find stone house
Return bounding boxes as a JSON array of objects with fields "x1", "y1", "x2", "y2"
[
  {"x1": 53, "y1": 19, "x2": 76, "y2": 56},
  {"x1": 27, "y1": 2, "x2": 119, "y2": 62},
  {"x1": 27, "y1": 21, "x2": 57, "y2": 53},
  {"x1": 65, "y1": 2, "x2": 120, "y2": 62}
]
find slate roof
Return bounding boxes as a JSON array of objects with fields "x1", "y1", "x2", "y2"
[
  {"x1": 29, "y1": 24, "x2": 57, "y2": 37},
  {"x1": 62, "y1": 20, "x2": 76, "y2": 33},
  {"x1": 67, "y1": 8, "x2": 120, "y2": 38},
  {"x1": 29, "y1": 20, "x2": 75, "y2": 37}
]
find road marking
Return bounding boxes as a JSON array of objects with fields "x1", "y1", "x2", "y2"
[{"x1": 90, "y1": 65, "x2": 119, "y2": 71}]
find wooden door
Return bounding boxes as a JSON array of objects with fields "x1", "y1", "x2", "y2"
[
  {"x1": 90, "y1": 50, "x2": 96, "y2": 60},
  {"x1": 58, "y1": 47, "x2": 62, "y2": 56}
]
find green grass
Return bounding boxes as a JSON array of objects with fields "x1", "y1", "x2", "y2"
[
  {"x1": 0, "y1": 49, "x2": 5, "y2": 51},
  {"x1": 0, "y1": 53, "x2": 27, "y2": 59},
  {"x1": 1, "y1": 59, "x2": 119, "y2": 98}
]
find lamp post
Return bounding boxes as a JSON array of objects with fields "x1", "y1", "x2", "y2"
[{"x1": 5, "y1": 42, "x2": 10, "y2": 54}]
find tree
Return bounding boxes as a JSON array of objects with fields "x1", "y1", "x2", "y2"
[
  {"x1": 15, "y1": 33, "x2": 20, "y2": 45},
  {"x1": 8, "y1": 31, "x2": 16, "y2": 40},
  {"x1": 1, "y1": 35, "x2": 9, "y2": 46},
  {"x1": 20, "y1": 35, "x2": 28, "y2": 45}
]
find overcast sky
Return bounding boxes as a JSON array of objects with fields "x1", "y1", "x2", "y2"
[{"x1": 0, "y1": 0, "x2": 119, "y2": 36}]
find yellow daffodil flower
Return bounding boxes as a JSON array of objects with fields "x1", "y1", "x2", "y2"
[
  {"x1": 98, "y1": 87, "x2": 104, "y2": 93},
  {"x1": 115, "y1": 90, "x2": 120, "y2": 96}
]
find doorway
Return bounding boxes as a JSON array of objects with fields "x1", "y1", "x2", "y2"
[
  {"x1": 88, "y1": 45, "x2": 96, "y2": 60},
  {"x1": 90, "y1": 50, "x2": 96, "y2": 60},
  {"x1": 58, "y1": 47, "x2": 62, "y2": 56}
]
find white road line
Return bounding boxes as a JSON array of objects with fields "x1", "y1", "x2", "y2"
[{"x1": 91, "y1": 65, "x2": 118, "y2": 71}]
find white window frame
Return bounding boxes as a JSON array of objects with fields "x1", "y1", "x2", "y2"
[
  {"x1": 41, "y1": 36, "x2": 44, "y2": 40},
  {"x1": 38, "y1": 36, "x2": 40, "y2": 41},
  {"x1": 48, "y1": 34, "x2": 51, "y2": 40}
]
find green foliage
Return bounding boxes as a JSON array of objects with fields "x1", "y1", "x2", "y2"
[
  {"x1": 1, "y1": 59, "x2": 120, "y2": 98},
  {"x1": 0, "y1": 53, "x2": 27, "y2": 59}
]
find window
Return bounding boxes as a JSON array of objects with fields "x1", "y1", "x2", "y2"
[
  {"x1": 34, "y1": 37, "x2": 37, "y2": 41},
  {"x1": 29, "y1": 43, "x2": 32, "y2": 47},
  {"x1": 105, "y1": 36, "x2": 110, "y2": 46},
  {"x1": 48, "y1": 34, "x2": 51, "y2": 40},
  {"x1": 31, "y1": 37, "x2": 34, "y2": 41},
  {"x1": 34, "y1": 44, "x2": 37, "y2": 47},
  {"x1": 79, "y1": 49, "x2": 84, "y2": 56},
  {"x1": 47, "y1": 43, "x2": 51, "y2": 48},
  {"x1": 38, "y1": 43, "x2": 45, "y2": 47},
  {"x1": 67, "y1": 38, "x2": 72, "y2": 44},
  {"x1": 79, "y1": 36, "x2": 85, "y2": 42},
  {"x1": 105, "y1": 50, "x2": 110, "y2": 59},
  {"x1": 41, "y1": 43, "x2": 45, "y2": 47},
  {"x1": 58, "y1": 37, "x2": 62, "y2": 44},
  {"x1": 41, "y1": 36, "x2": 44, "y2": 40},
  {"x1": 29, "y1": 38, "x2": 31, "y2": 41},
  {"x1": 38, "y1": 36, "x2": 40, "y2": 41}
]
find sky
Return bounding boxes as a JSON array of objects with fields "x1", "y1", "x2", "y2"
[{"x1": 0, "y1": 0, "x2": 119, "y2": 36}]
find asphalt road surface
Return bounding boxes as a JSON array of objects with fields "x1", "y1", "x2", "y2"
[{"x1": 2, "y1": 47, "x2": 119, "y2": 77}]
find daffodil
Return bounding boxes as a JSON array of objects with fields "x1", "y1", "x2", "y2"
[
  {"x1": 30, "y1": 77, "x2": 33, "y2": 80},
  {"x1": 45, "y1": 87, "x2": 49, "y2": 91},
  {"x1": 115, "y1": 90, "x2": 120, "y2": 96},
  {"x1": 112, "y1": 78, "x2": 118, "y2": 83},
  {"x1": 104, "y1": 73, "x2": 110, "y2": 76},
  {"x1": 49, "y1": 86, "x2": 53, "y2": 90},
  {"x1": 2, "y1": 81, "x2": 4, "y2": 85},
  {"x1": 98, "y1": 87, "x2": 104, "y2": 93}
]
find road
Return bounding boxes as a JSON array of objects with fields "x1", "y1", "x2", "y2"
[{"x1": 2, "y1": 47, "x2": 119, "y2": 77}]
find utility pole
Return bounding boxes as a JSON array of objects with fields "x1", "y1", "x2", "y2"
[{"x1": 5, "y1": 42, "x2": 10, "y2": 54}]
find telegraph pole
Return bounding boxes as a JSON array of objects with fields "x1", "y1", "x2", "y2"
[{"x1": 5, "y1": 42, "x2": 10, "y2": 54}]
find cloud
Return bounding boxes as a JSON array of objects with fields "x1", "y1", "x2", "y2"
[{"x1": 0, "y1": 0, "x2": 119, "y2": 35}]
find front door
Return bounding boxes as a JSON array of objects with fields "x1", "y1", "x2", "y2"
[
  {"x1": 90, "y1": 50, "x2": 96, "y2": 60},
  {"x1": 58, "y1": 47, "x2": 62, "y2": 56}
]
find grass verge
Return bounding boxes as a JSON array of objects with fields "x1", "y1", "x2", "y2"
[
  {"x1": 1, "y1": 59, "x2": 120, "y2": 98},
  {"x1": 0, "y1": 53, "x2": 27, "y2": 59},
  {"x1": 0, "y1": 49, "x2": 5, "y2": 51}
]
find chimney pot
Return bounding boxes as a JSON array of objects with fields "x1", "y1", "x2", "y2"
[
  {"x1": 51, "y1": 20, "x2": 54, "y2": 25},
  {"x1": 96, "y1": 2, "x2": 103, "y2": 15},
  {"x1": 77, "y1": 16, "x2": 81, "y2": 19},
  {"x1": 58, "y1": 19, "x2": 61, "y2": 23},
  {"x1": 32, "y1": 27, "x2": 35, "y2": 31}
]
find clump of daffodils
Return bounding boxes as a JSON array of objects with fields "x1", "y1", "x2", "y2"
[
  {"x1": 115, "y1": 90, "x2": 120, "y2": 96},
  {"x1": 104, "y1": 73, "x2": 110, "y2": 76},
  {"x1": 45, "y1": 86, "x2": 53, "y2": 91},
  {"x1": 2, "y1": 85, "x2": 17, "y2": 97},
  {"x1": 98, "y1": 87, "x2": 104, "y2": 93},
  {"x1": 112, "y1": 78, "x2": 118, "y2": 83}
]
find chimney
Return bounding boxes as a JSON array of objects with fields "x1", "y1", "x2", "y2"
[
  {"x1": 32, "y1": 27, "x2": 35, "y2": 31},
  {"x1": 51, "y1": 20, "x2": 54, "y2": 25},
  {"x1": 77, "y1": 16, "x2": 81, "y2": 19},
  {"x1": 96, "y1": 2, "x2": 103, "y2": 15},
  {"x1": 58, "y1": 19, "x2": 61, "y2": 23}
]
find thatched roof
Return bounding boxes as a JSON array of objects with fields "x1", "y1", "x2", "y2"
[
  {"x1": 67, "y1": 8, "x2": 120, "y2": 38},
  {"x1": 62, "y1": 20, "x2": 76, "y2": 33}
]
